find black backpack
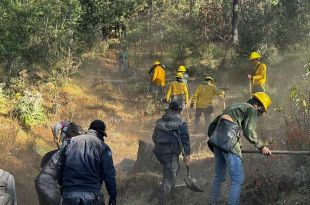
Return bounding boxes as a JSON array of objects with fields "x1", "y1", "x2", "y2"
[
  {"x1": 62, "y1": 122, "x2": 83, "y2": 138},
  {"x1": 0, "y1": 172, "x2": 13, "y2": 205}
]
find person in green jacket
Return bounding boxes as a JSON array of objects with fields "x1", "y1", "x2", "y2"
[{"x1": 207, "y1": 92, "x2": 272, "y2": 205}]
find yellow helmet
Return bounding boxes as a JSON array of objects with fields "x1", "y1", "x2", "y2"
[
  {"x1": 205, "y1": 76, "x2": 214, "y2": 83},
  {"x1": 178, "y1": 65, "x2": 186, "y2": 72},
  {"x1": 252, "y1": 92, "x2": 271, "y2": 112},
  {"x1": 153, "y1": 61, "x2": 161, "y2": 65},
  {"x1": 249, "y1": 52, "x2": 261, "y2": 60},
  {"x1": 176, "y1": 72, "x2": 183, "y2": 79}
]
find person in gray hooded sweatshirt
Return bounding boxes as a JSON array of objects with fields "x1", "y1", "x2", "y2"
[
  {"x1": 0, "y1": 169, "x2": 17, "y2": 205},
  {"x1": 152, "y1": 100, "x2": 191, "y2": 205}
]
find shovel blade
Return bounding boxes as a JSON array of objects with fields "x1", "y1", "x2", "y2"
[{"x1": 184, "y1": 177, "x2": 204, "y2": 192}]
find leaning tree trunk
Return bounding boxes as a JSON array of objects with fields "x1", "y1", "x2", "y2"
[
  {"x1": 232, "y1": 0, "x2": 239, "y2": 45},
  {"x1": 133, "y1": 140, "x2": 161, "y2": 173}
]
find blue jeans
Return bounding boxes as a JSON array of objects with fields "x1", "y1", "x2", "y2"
[
  {"x1": 62, "y1": 192, "x2": 103, "y2": 205},
  {"x1": 209, "y1": 148, "x2": 244, "y2": 205}
]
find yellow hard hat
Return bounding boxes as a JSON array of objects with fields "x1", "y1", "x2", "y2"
[
  {"x1": 205, "y1": 76, "x2": 214, "y2": 83},
  {"x1": 178, "y1": 65, "x2": 186, "y2": 72},
  {"x1": 249, "y1": 52, "x2": 261, "y2": 60},
  {"x1": 252, "y1": 92, "x2": 272, "y2": 112},
  {"x1": 176, "y1": 72, "x2": 183, "y2": 79},
  {"x1": 153, "y1": 61, "x2": 161, "y2": 65}
]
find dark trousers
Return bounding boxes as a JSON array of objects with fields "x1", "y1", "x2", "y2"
[
  {"x1": 171, "y1": 95, "x2": 185, "y2": 109},
  {"x1": 251, "y1": 84, "x2": 265, "y2": 93},
  {"x1": 35, "y1": 173, "x2": 61, "y2": 205},
  {"x1": 158, "y1": 155, "x2": 180, "y2": 205},
  {"x1": 149, "y1": 84, "x2": 164, "y2": 98},
  {"x1": 62, "y1": 192, "x2": 103, "y2": 205},
  {"x1": 195, "y1": 106, "x2": 213, "y2": 133}
]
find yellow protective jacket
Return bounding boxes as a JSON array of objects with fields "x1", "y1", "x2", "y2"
[
  {"x1": 166, "y1": 81, "x2": 189, "y2": 103},
  {"x1": 191, "y1": 82, "x2": 223, "y2": 108},
  {"x1": 152, "y1": 65, "x2": 166, "y2": 87},
  {"x1": 252, "y1": 62, "x2": 267, "y2": 85}
]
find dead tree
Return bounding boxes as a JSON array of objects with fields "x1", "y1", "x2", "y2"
[
  {"x1": 232, "y1": 0, "x2": 239, "y2": 44},
  {"x1": 133, "y1": 140, "x2": 161, "y2": 173}
]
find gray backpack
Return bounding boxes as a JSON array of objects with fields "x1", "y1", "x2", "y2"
[{"x1": 0, "y1": 172, "x2": 13, "y2": 205}]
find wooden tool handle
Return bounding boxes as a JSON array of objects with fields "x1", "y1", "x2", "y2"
[{"x1": 242, "y1": 149, "x2": 310, "y2": 155}]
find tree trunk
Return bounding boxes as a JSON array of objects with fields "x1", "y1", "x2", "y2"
[
  {"x1": 189, "y1": 0, "x2": 195, "y2": 16},
  {"x1": 232, "y1": 0, "x2": 239, "y2": 44},
  {"x1": 133, "y1": 140, "x2": 161, "y2": 173},
  {"x1": 6, "y1": 58, "x2": 15, "y2": 78}
]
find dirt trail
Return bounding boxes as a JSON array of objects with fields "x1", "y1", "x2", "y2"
[{"x1": 73, "y1": 47, "x2": 243, "y2": 203}]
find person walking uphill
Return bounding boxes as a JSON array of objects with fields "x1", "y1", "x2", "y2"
[
  {"x1": 177, "y1": 65, "x2": 189, "y2": 84},
  {"x1": 248, "y1": 52, "x2": 267, "y2": 93},
  {"x1": 191, "y1": 77, "x2": 224, "y2": 134},
  {"x1": 152, "y1": 101, "x2": 191, "y2": 205},
  {"x1": 58, "y1": 120, "x2": 117, "y2": 205},
  {"x1": 166, "y1": 72, "x2": 189, "y2": 107},
  {"x1": 53, "y1": 120, "x2": 83, "y2": 148},
  {"x1": 207, "y1": 92, "x2": 272, "y2": 205},
  {"x1": 35, "y1": 121, "x2": 83, "y2": 205},
  {"x1": 149, "y1": 61, "x2": 166, "y2": 97},
  {"x1": 0, "y1": 169, "x2": 17, "y2": 205}
]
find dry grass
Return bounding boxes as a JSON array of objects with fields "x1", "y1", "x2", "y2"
[
  {"x1": 106, "y1": 131, "x2": 139, "y2": 164},
  {"x1": 0, "y1": 118, "x2": 19, "y2": 167}
]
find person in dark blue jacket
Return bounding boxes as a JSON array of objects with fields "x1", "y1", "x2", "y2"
[
  {"x1": 35, "y1": 149, "x2": 60, "y2": 205},
  {"x1": 59, "y1": 120, "x2": 117, "y2": 205},
  {"x1": 152, "y1": 100, "x2": 191, "y2": 205}
]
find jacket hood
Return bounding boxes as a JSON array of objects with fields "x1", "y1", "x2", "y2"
[{"x1": 156, "y1": 109, "x2": 183, "y2": 131}]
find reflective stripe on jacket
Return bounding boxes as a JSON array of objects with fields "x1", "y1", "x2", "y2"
[
  {"x1": 152, "y1": 65, "x2": 166, "y2": 87},
  {"x1": 191, "y1": 82, "x2": 223, "y2": 108},
  {"x1": 166, "y1": 81, "x2": 189, "y2": 103}
]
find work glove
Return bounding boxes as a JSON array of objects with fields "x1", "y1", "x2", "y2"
[
  {"x1": 108, "y1": 198, "x2": 116, "y2": 205},
  {"x1": 190, "y1": 103, "x2": 194, "y2": 108}
]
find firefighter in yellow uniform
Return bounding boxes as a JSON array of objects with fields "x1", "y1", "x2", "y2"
[
  {"x1": 248, "y1": 52, "x2": 267, "y2": 93},
  {"x1": 150, "y1": 61, "x2": 166, "y2": 97},
  {"x1": 166, "y1": 72, "x2": 189, "y2": 108},
  {"x1": 177, "y1": 65, "x2": 189, "y2": 84},
  {"x1": 191, "y1": 77, "x2": 224, "y2": 134}
]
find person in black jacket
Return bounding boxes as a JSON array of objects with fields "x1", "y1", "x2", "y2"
[
  {"x1": 152, "y1": 101, "x2": 191, "y2": 205},
  {"x1": 35, "y1": 121, "x2": 83, "y2": 205},
  {"x1": 59, "y1": 120, "x2": 117, "y2": 205},
  {"x1": 35, "y1": 149, "x2": 61, "y2": 205}
]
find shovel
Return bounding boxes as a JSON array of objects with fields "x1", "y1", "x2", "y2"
[{"x1": 176, "y1": 132, "x2": 204, "y2": 192}]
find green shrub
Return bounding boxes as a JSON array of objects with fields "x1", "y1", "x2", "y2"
[
  {"x1": 280, "y1": 60, "x2": 310, "y2": 150},
  {"x1": 8, "y1": 76, "x2": 27, "y2": 97},
  {"x1": 14, "y1": 90, "x2": 47, "y2": 128}
]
